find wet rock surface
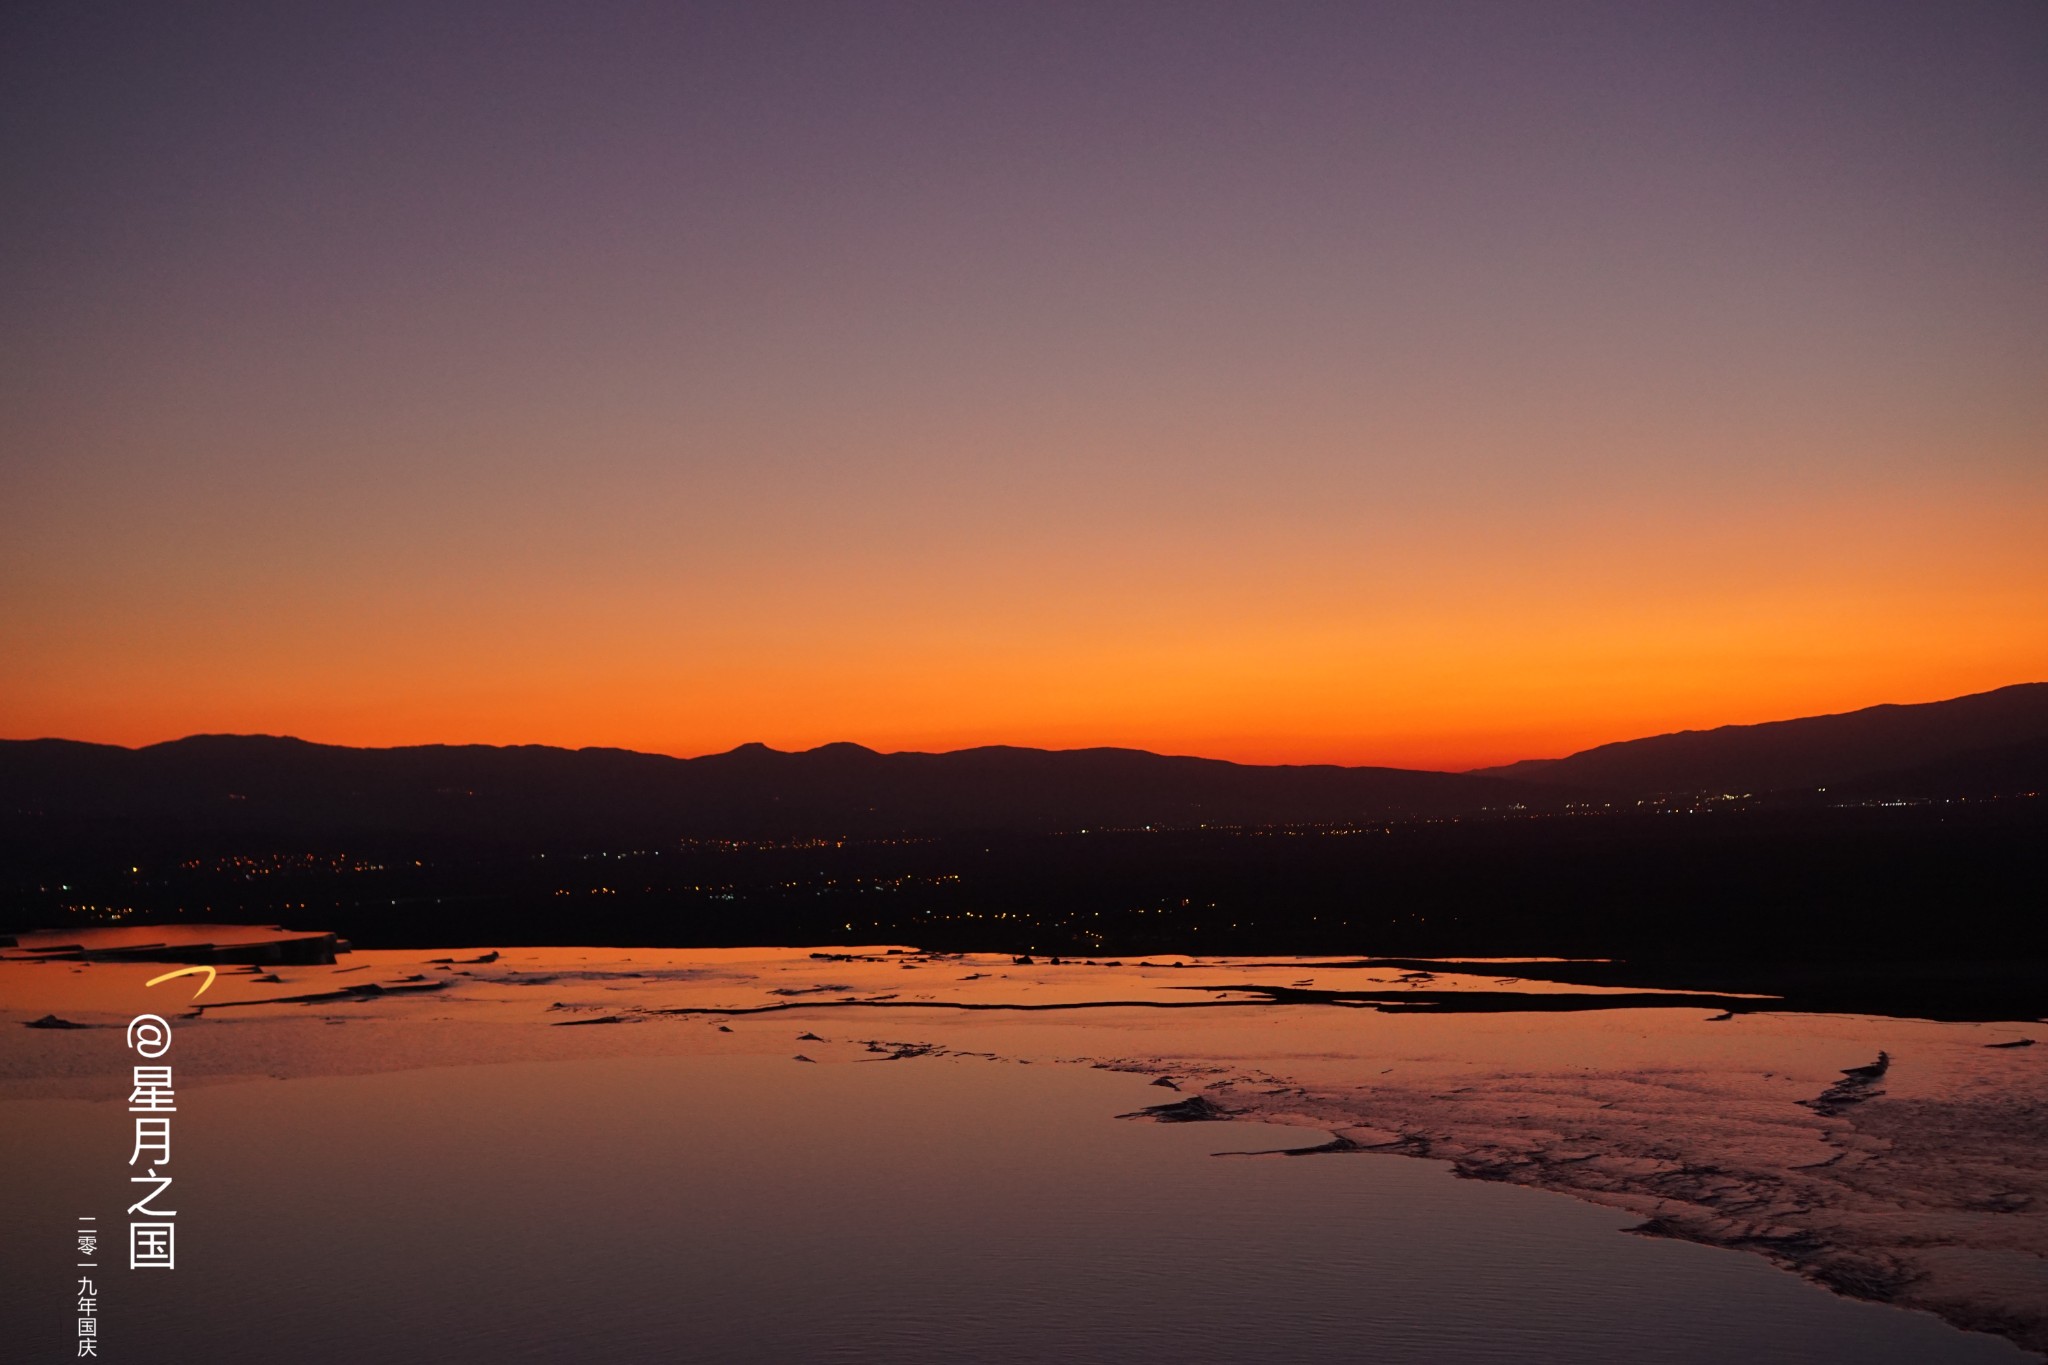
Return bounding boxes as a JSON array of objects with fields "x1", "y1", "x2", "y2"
[
  {"x1": 1118, "y1": 1095, "x2": 1240, "y2": 1123},
  {"x1": 5, "y1": 938, "x2": 2040, "y2": 1355}
]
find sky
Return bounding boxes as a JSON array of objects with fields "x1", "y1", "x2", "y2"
[{"x1": 3, "y1": 1, "x2": 2044, "y2": 770}]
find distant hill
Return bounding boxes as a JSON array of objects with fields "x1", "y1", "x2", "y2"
[
  {"x1": 5, "y1": 684, "x2": 2044, "y2": 844},
  {"x1": 0, "y1": 735, "x2": 1527, "y2": 843},
  {"x1": 5, "y1": 696, "x2": 2045, "y2": 970},
  {"x1": 1478, "y1": 683, "x2": 2048, "y2": 796},
  {"x1": 1841, "y1": 735, "x2": 2048, "y2": 800}
]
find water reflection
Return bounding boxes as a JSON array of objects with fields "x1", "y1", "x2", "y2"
[{"x1": 1, "y1": 1053, "x2": 2028, "y2": 1363}]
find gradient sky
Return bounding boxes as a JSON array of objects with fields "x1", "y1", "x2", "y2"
[{"x1": 3, "y1": 1, "x2": 2044, "y2": 769}]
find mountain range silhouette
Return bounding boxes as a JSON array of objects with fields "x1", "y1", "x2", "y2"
[{"x1": 4, "y1": 684, "x2": 2043, "y2": 840}]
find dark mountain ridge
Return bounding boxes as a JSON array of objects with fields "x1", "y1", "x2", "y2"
[
  {"x1": 5, "y1": 690, "x2": 2044, "y2": 979},
  {"x1": 0, "y1": 733, "x2": 1526, "y2": 843},
  {"x1": 1476, "y1": 683, "x2": 2048, "y2": 797},
  {"x1": 3, "y1": 683, "x2": 2044, "y2": 845}
]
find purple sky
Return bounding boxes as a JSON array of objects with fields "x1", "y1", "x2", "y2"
[{"x1": 4, "y1": 2, "x2": 2044, "y2": 763}]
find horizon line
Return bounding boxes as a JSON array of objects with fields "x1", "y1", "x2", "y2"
[{"x1": 5, "y1": 680, "x2": 2041, "y2": 776}]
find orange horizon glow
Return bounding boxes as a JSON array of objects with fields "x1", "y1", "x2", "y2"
[
  {"x1": 7, "y1": 480, "x2": 2042, "y2": 773},
  {"x1": 5, "y1": 674, "x2": 2039, "y2": 774}
]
